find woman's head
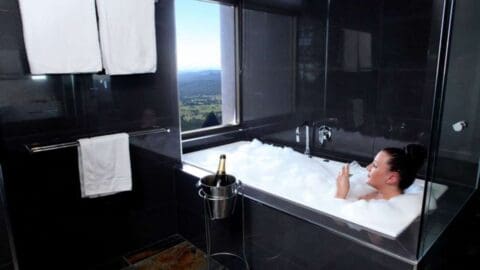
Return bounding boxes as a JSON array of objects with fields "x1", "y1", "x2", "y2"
[{"x1": 366, "y1": 144, "x2": 427, "y2": 192}]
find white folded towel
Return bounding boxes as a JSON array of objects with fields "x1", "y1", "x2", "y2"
[
  {"x1": 96, "y1": 0, "x2": 157, "y2": 75},
  {"x1": 18, "y1": 0, "x2": 102, "y2": 74},
  {"x1": 78, "y1": 133, "x2": 132, "y2": 198}
]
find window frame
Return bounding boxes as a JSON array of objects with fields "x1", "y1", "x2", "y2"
[{"x1": 176, "y1": 0, "x2": 241, "y2": 139}]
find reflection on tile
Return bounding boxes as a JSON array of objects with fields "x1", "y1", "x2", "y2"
[
  {"x1": 0, "y1": 1, "x2": 181, "y2": 268},
  {"x1": 377, "y1": 71, "x2": 432, "y2": 120},
  {"x1": 0, "y1": 0, "x2": 180, "y2": 162},
  {"x1": 306, "y1": 0, "x2": 438, "y2": 163},
  {"x1": 242, "y1": 9, "x2": 296, "y2": 122},
  {"x1": 123, "y1": 241, "x2": 224, "y2": 270},
  {"x1": 124, "y1": 235, "x2": 184, "y2": 265}
]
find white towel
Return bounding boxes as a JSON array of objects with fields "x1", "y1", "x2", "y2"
[
  {"x1": 78, "y1": 133, "x2": 132, "y2": 198},
  {"x1": 96, "y1": 0, "x2": 157, "y2": 75},
  {"x1": 18, "y1": 0, "x2": 102, "y2": 74}
]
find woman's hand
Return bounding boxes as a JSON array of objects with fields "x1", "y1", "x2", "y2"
[{"x1": 335, "y1": 164, "x2": 350, "y2": 199}]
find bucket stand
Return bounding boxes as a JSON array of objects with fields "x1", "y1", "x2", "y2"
[{"x1": 198, "y1": 181, "x2": 249, "y2": 270}]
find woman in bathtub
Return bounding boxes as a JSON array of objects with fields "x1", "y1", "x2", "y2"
[{"x1": 335, "y1": 144, "x2": 426, "y2": 200}]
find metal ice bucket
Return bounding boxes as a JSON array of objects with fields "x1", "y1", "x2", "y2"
[{"x1": 197, "y1": 174, "x2": 239, "y2": 220}]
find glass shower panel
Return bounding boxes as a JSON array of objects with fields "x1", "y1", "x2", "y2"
[
  {"x1": 420, "y1": 0, "x2": 480, "y2": 258},
  {"x1": 238, "y1": 0, "x2": 442, "y2": 262}
]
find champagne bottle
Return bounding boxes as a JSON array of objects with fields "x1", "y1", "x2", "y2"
[{"x1": 214, "y1": 154, "x2": 227, "y2": 187}]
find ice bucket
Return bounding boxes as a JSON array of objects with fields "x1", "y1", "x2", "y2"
[{"x1": 198, "y1": 174, "x2": 238, "y2": 219}]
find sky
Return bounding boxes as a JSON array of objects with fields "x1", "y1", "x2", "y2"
[{"x1": 175, "y1": 0, "x2": 222, "y2": 71}]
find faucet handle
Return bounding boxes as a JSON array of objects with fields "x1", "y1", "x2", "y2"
[
  {"x1": 318, "y1": 125, "x2": 332, "y2": 145},
  {"x1": 318, "y1": 125, "x2": 332, "y2": 132}
]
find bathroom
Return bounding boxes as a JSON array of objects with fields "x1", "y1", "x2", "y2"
[{"x1": 0, "y1": 0, "x2": 479, "y2": 269}]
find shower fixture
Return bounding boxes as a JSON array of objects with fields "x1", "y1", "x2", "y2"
[
  {"x1": 452, "y1": 120, "x2": 467, "y2": 132},
  {"x1": 318, "y1": 125, "x2": 332, "y2": 145},
  {"x1": 296, "y1": 122, "x2": 311, "y2": 157}
]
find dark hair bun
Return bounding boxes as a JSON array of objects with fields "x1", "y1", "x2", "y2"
[{"x1": 404, "y1": 144, "x2": 427, "y2": 172}]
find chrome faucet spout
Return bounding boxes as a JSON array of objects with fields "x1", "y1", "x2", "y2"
[
  {"x1": 296, "y1": 123, "x2": 311, "y2": 157},
  {"x1": 305, "y1": 125, "x2": 310, "y2": 156}
]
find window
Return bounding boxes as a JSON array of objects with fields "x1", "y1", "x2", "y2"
[{"x1": 175, "y1": 0, "x2": 237, "y2": 133}]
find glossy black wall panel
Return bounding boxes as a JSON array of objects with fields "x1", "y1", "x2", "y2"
[
  {"x1": 242, "y1": 8, "x2": 296, "y2": 122},
  {"x1": 322, "y1": 0, "x2": 379, "y2": 159},
  {"x1": 1, "y1": 146, "x2": 178, "y2": 270},
  {"x1": 242, "y1": 0, "x2": 303, "y2": 14},
  {"x1": 0, "y1": 0, "x2": 27, "y2": 75},
  {"x1": 0, "y1": 0, "x2": 181, "y2": 268},
  {"x1": 0, "y1": 0, "x2": 180, "y2": 160},
  {"x1": 240, "y1": 0, "x2": 329, "y2": 152},
  {"x1": 380, "y1": 1, "x2": 433, "y2": 69},
  {"x1": 0, "y1": 168, "x2": 12, "y2": 269},
  {"x1": 295, "y1": 0, "x2": 328, "y2": 119},
  {"x1": 241, "y1": 0, "x2": 438, "y2": 164},
  {"x1": 316, "y1": 0, "x2": 437, "y2": 161}
]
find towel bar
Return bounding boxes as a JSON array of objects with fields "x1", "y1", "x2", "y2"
[{"x1": 25, "y1": 127, "x2": 171, "y2": 154}]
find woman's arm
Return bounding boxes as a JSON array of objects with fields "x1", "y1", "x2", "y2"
[{"x1": 335, "y1": 164, "x2": 350, "y2": 199}]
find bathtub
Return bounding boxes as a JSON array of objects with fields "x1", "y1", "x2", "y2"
[{"x1": 182, "y1": 139, "x2": 448, "y2": 238}]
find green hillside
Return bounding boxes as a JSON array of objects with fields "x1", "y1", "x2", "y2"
[
  {"x1": 178, "y1": 70, "x2": 221, "y2": 101},
  {"x1": 178, "y1": 70, "x2": 222, "y2": 131}
]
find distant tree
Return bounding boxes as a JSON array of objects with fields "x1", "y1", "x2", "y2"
[{"x1": 202, "y1": 111, "x2": 220, "y2": 128}]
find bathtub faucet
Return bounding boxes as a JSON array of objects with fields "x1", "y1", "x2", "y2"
[{"x1": 296, "y1": 122, "x2": 311, "y2": 157}]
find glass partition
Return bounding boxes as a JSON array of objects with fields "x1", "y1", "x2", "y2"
[
  {"x1": 420, "y1": 0, "x2": 480, "y2": 258},
  {"x1": 182, "y1": 0, "x2": 478, "y2": 265},
  {"x1": 239, "y1": 0, "x2": 441, "y2": 260}
]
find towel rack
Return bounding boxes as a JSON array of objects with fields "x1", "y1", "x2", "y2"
[{"x1": 25, "y1": 127, "x2": 171, "y2": 154}]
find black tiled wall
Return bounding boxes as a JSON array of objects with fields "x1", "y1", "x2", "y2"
[
  {"x1": 1, "y1": 147, "x2": 178, "y2": 270},
  {"x1": 296, "y1": 1, "x2": 328, "y2": 120},
  {"x1": 241, "y1": 8, "x2": 296, "y2": 122},
  {"x1": 239, "y1": 0, "x2": 330, "y2": 153},
  {"x1": 245, "y1": 0, "x2": 440, "y2": 166},
  {"x1": 0, "y1": 0, "x2": 181, "y2": 269},
  {"x1": 320, "y1": 0, "x2": 438, "y2": 161},
  {"x1": 0, "y1": 0, "x2": 180, "y2": 152},
  {"x1": 0, "y1": 167, "x2": 13, "y2": 270}
]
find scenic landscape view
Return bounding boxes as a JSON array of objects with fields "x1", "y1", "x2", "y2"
[
  {"x1": 178, "y1": 70, "x2": 222, "y2": 131},
  {"x1": 175, "y1": 0, "x2": 224, "y2": 132}
]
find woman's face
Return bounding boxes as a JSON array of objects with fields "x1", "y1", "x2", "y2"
[{"x1": 366, "y1": 151, "x2": 393, "y2": 189}]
